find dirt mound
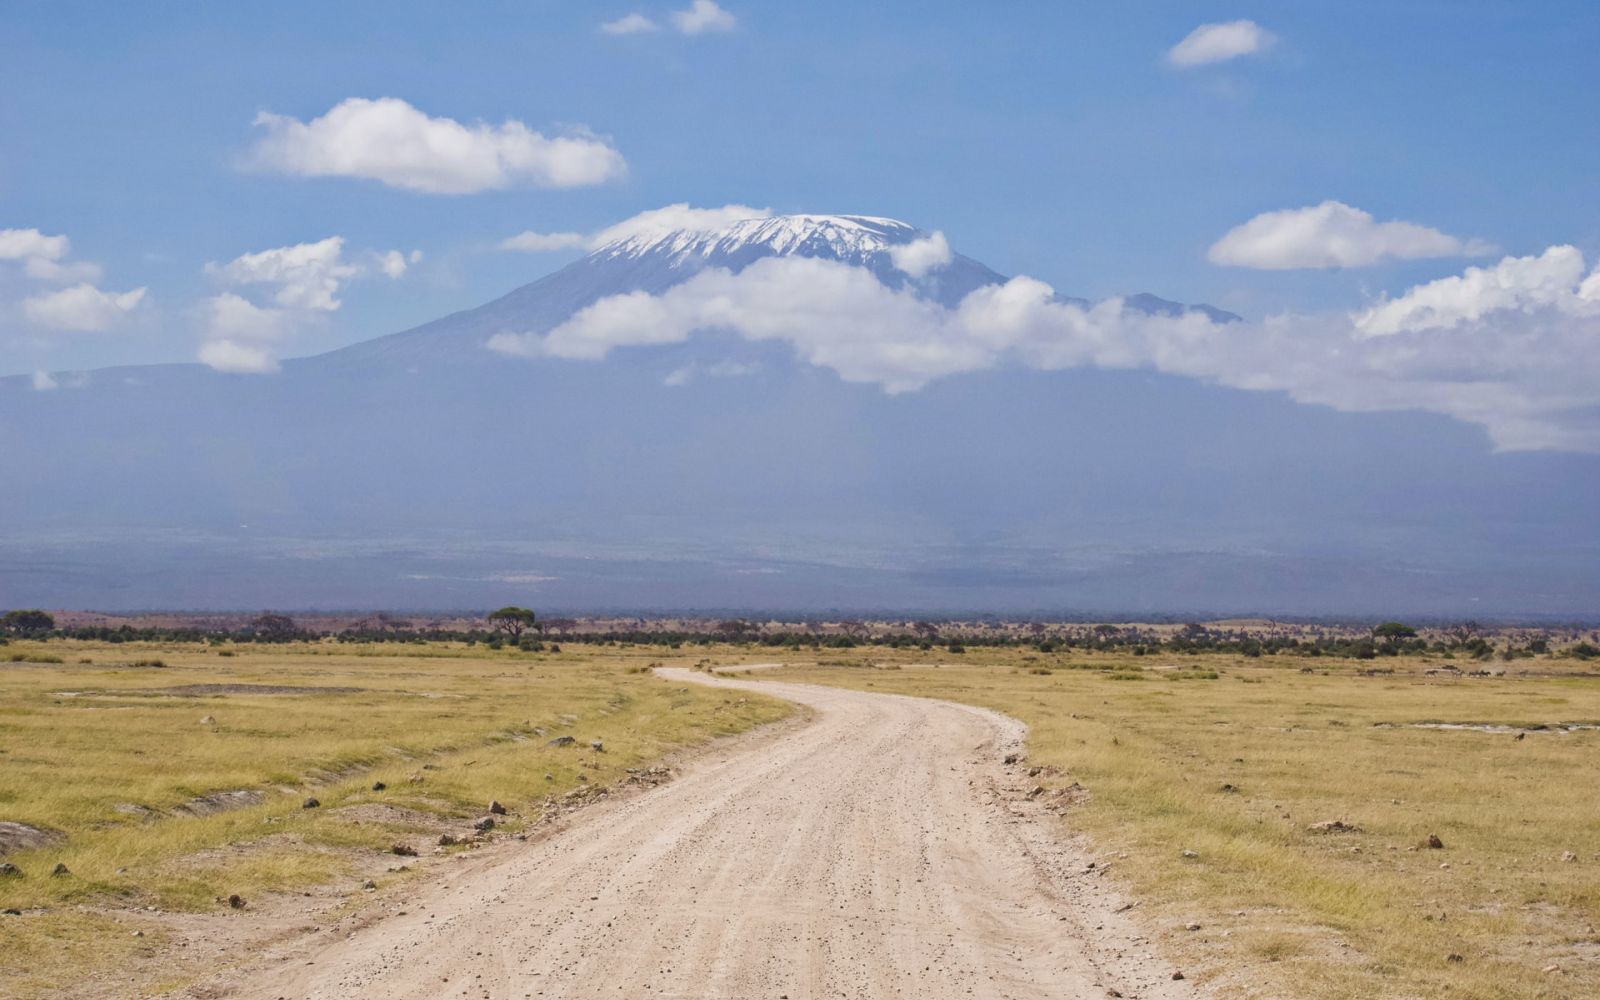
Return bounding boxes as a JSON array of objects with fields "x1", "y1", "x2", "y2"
[{"x1": 0, "y1": 821, "x2": 64, "y2": 855}]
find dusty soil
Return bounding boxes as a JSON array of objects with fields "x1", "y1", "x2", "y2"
[{"x1": 192, "y1": 666, "x2": 1203, "y2": 999}]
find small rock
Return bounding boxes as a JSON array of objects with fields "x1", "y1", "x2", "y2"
[
  {"x1": 1219, "y1": 783, "x2": 1237, "y2": 793},
  {"x1": 1427, "y1": 833, "x2": 1445, "y2": 849},
  {"x1": 1446, "y1": 953, "x2": 1464, "y2": 963},
  {"x1": 362, "y1": 879, "x2": 377, "y2": 890},
  {"x1": 3, "y1": 908, "x2": 21, "y2": 916},
  {"x1": 0, "y1": 863, "x2": 22, "y2": 878},
  {"x1": 438, "y1": 833, "x2": 459, "y2": 846},
  {"x1": 473, "y1": 816, "x2": 496, "y2": 833},
  {"x1": 1171, "y1": 971, "x2": 1186, "y2": 980},
  {"x1": 391, "y1": 843, "x2": 418, "y2": 857},
  {"x1": 1181, "y1": 849, "x2": 1199, "y2": 858},
  {"x1": 1308, "y1": 819, "x2": 1362, "y2": 834},
  {"x1": 49, "y1": 863, "x2": 70, "y2": 877},
  {"x1": 131, "y1": 929, "x2": 143, "y2": 936},
  {"x1": 1543, "y1": 964, "x2": 1560, "y2": 973},
  {"x1": 488, "y1": 800, "x2": 507, "y2": 815},
  {"x1": 302, "y1": 797, "x2": 320, "y2": 809},
  {"x1": 590, "y1": 739, "x2": 604, "y2": 752},
  {"x1": 1185, "y1": 922, "x2": 1202, "y2": 931},
  {"x1": 544, "y1": 773, "x2": 554, "y2": 781},
  {"x1": 371, "y1": 781, "x2": 386, "y2": 791},
  {"x1": 547, "y1": 735, "x2": 575, "y2": 748},
  {"x1": 1027, "y1": 786, "x2": 1045, "y2": 799},
  {"x1": 1560, "y1": 851, "x2": 1577, "y2": 862},
  {"x1": 228, "y1": 894, "x2": 246, "y2": 909},
  {"x1": 1003, "y1": 752, "x2": 1021, "y2": 765},
  {"x1": 199, "y1": 715, "x2": 216, "y2": 726}
]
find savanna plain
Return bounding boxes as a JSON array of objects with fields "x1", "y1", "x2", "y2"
[{"x1": 1, "y1": 636, "x2": 1596, "y2": 1000}]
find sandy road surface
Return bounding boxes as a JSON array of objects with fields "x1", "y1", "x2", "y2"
[{"x1": 222, "y1": 667, "x2": 1199, "y2": 1000}]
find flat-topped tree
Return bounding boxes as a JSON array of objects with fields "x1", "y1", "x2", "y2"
[
  {"x1": 1, "y1": 609, "x2": 55, "y2": 638},
  {"x1": 488, "y1": 606, "x2": 537, "y2": 639},
  {"x1": 1372, "y1": 622, "x2": 1418, "y2": 649}
]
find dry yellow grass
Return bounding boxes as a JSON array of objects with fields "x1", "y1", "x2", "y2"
[
  {"x1": 775, "y1": 649, "x2": 1600, "y2": 1000},
  {"x1": 0, "y1": 639, "x2": 789, "y2": 997}
]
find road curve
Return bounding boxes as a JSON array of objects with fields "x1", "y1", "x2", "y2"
[{"x1": 223, "y1": 666, "x2": 1199, "y2": 999}]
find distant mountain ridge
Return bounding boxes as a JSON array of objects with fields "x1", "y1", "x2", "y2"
[
  {"x1": 0, "y1": 213, "x2": 1594, "y2": 616},
  {"x1": 313, "y1": 213, "x2": 1232, "y2": 368}
]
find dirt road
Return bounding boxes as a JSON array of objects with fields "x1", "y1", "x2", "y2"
[{"x1": 224, "y1": 667, "x2": 1199, "y2": 999}]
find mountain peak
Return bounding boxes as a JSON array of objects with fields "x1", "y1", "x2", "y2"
[{"x1": 595, "y1": 213, "x2": 922, "y2": 263}]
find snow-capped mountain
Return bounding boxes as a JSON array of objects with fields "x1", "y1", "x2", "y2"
[
  {"x1": 317, "y1": 213, "x2": 1220, "y2": 368},
  {"x1": 1, "y1": 213, "x2": 1595, "y2": 616},
  {"x1": 597, "y1": 214, "x2": 923, "y2": 262}
]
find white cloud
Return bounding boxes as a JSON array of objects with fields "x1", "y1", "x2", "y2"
[
  {"x1": 663, "y1": 359, "x2": 760, "y2": 386},
  {"x1": 500, "y1": 230, "x2": 589, "y2": 252},
  {"x1": 889, "y1": 231, "x2": 952, "y2": 277},
  {"x1": 201, "y1": 291, "x2": 295, "y2": 343},
  {"x1": 31, "y1": 370, "x2": 58, "y2": 392},
  {"x1": 23, "y1": 256, "x2": 103, "y2": 284},
  {"x1": 197, "y1": 338, "x2": 279, "y2": 374},
  {"x1": 0, "y1": 228, "x2": 69, "y2": 262},
  {"x1": 601, "y1": 12, "x2": 659, "y2": 34},
  {"x1": 246, "y1": 97, "x2": 627, "y2": 194},
  {"x1": 207, "y1": 236, "x2": 356, "y2": 311},
  {"x1": 378, "y1": 248, "x2": 423, "y2": 278},
  {"x1": 0, "y1": 228, "x2": 103, "y2": 284},
  {"x1": 671, "y1": 0, "x2": 736, "y2": 34},
  {"x1": 1209, "y1": 201, "x2": 1493, "y2": 270},
  {"x1": 489, "y1": 249, "x2": 1600, "y2": 452},
  {"x1": 23, "y1": 283, "x2": 146, "y2": 331},
  {"x1": 1167, "y1": 20, "x2": 1275, "y2": 68},
  {"x1": 198, "y1": 236, "x2": 412, "y2": 372},
  {"x1": 1355, "y1": 245, "x2": 1599, "y2": 336}
]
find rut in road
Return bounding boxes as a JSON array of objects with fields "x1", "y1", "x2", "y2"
[{"x1": 220, "y1": 667, "x2": 1201, "y2": 1000}]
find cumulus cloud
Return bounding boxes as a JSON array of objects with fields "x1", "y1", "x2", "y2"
[
  {"x1": 1167, "y1": 20, "x2": 1275, "y2": 68},
  {"x1": 207, "y1": 236, "x2": 356, "y2": 311},
  {"x1": 601, "y1": 12, "x2": 659, "y2": 34},
  {"x1": 489, "y1": 249, "x2": 1600, "y2": 452},
  {"x1": 23, "y1": 283, "x2": 146, "y2": 332},
  {"x1": 197, "y1": 237, "x2": 415, "y2": 371},
  {"x1": 201, "y1": 291, "x2": 294, "y2": 343},
  {"x1": 500, "y1": 230, "x2": 589, "y2": 252},
  {"x1": 672, "y1": 0, "x2": 736, "y2": 34},
  {"x1": 889, "y1": 231, "x2": 952, "y2": 277},
  {"x1": 378, "y1": 249, "x2": 422, "y2": 279},
  {"x1": 1356, "y1": 245, "x2": 1600, "y2": 336},
  {"x1": 0, "y1": 227, "x2": 103, "y2": 284},
  {"x1": 0, "y1": 228, "x2": 69, "y2": 262},
  {"x1": 31, "y1": 370, "x2": 58, "y2": 392},
  {"x1": 499, "y1": 203, "x2": 769, "y2": 255},
  {"x1": 197, "y1": 338, "x2": 279, "y2": 374},
  {"x1": 246, "y1": 97, "x2": 627, "y2": 194},
  {"x1": 24, "y1": 256, "x2": 103, "y2": 284},
  {"x1": 1209, "y1": 201, "x2": 1493, "y2": 269}
]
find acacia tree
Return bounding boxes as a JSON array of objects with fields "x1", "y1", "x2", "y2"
[
  {"x1": 250, "y1": 614, "x2": 300, "y2": 641},
  {"x1": 1372, "y1": 621, "x2": 1418, "y2": 650},
  {"x1": 1, "y1": 609, "x2": 55, "y2": 638},
  {"x1": 488, "y1": 606, "x2": 537, "y2": 638}
]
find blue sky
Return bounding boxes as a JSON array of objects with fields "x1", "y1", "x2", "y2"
[{"x1": 3, "y1": 1, "x2": 1599, "y2": 376}]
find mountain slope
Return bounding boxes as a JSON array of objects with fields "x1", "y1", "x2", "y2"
[{"x1": 0, "y1": 215, "x2": 1594, "y2": 615}]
